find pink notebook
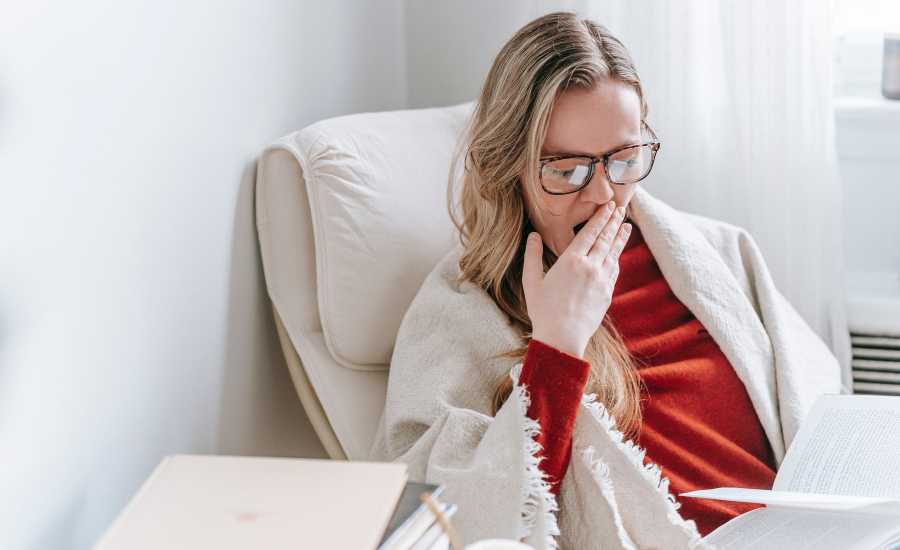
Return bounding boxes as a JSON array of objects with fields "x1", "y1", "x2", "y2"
[{"x1": 93, "y1": 454, "x2": 408, "y2": 550}]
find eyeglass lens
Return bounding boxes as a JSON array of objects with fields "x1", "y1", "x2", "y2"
[{"x1": 540, "y1": 143, "x2": 655, "y2": 193}]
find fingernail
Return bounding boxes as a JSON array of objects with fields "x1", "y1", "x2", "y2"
[
  {"x1": 528, "y1": 232, "x2": 538, "y2": 241},
  {"x1": 606, "y1": 201, "x2": 616, "y2": 211}
]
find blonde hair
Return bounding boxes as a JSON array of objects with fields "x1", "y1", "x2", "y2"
[{"x1": 447, "y1": 11, "x2": 649, "y2": 440}]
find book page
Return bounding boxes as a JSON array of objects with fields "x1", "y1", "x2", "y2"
[
  {"x1": 680, "y1": 487, "x2": 900, "y2": 513},
  {"x1": 774, "y1": 394, "x2": 900, "y2": 498},
  {"x1": 704, "y1": 507, "x2": 900, "y2": 550}
]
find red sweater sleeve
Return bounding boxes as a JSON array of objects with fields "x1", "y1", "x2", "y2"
[{"x1": 517, "y1": 338, "x2": 591, "y2": 496}]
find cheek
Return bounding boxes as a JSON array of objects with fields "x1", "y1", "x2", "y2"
[
  {"x1": 524, "y1": 198, "x2": 579, "y2": 255},
  {"x1": 526, "y1": 194, "x2": 577, "y2": 227}
]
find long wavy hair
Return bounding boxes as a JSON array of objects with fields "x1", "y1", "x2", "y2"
[{"x1": 447, "y1": 11, "x2": 649, "y2": 440}]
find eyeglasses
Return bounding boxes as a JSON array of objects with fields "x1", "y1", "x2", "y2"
[{"x1": 538, "y1": 122, "x2": 661, "y2": 195}]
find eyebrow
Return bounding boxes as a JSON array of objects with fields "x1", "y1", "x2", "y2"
[{"x1": 541, "y1": 139, "x2": 642, "y2": 158}]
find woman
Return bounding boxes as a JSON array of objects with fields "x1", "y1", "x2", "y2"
[{"x1": 369, "y1": 11, "x2": 843, "y2": 549}]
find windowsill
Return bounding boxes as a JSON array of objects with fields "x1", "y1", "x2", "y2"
[
  {"x1": 835, "y1": 95, "x2": 900, "y2": 158},
  {"x1": 847, "y1": 271, "x2": 900, "y2": 336},
  {"x1": 835, "y1": 94, "x2": 900, "y2": 118}
]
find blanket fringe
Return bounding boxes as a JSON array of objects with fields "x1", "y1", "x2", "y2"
[
  {"x1": 510, "y1": 362, "x2": 561, "y2": 550},
  {"x1": 580, "y1": 392, "x2": 706, "y2": 547},
  {"x1": 580, "y1": 446, "x2": 638, "y2": 550}
]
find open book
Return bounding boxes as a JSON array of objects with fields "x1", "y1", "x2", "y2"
[{"x1": 681, "y1": 393, "x2": 900, "y2": 550}]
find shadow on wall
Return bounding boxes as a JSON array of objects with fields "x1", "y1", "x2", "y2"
[{"x1": 218, "y1": 159, "x2": 327, "y2": 459}]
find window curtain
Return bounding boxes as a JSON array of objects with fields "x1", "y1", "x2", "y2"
[{"x1": 530, "y1": 0, "x2": 852, "y2": 386}]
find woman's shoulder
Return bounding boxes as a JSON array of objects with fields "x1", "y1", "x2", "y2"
[
  {"x1": 386, "y1": 243, "x2": 523, "y2": 410},
  {"x1": 393, "y1": 242, "x2": 522, "y2": 358},
  {"x1": 681, "y1": 210, "x2": 755, "y2": 247},
  {"x1": 677, "y1": 209, "x2": 771, "y2": 301},
  {"x1": 679, "y1": 209, "x2": 766, "y2": 266},
  {"x1": 634, "y1": 186, "x2": 760, "y2": 257},
  {"x1": 415, "y1": 243, "x2": 505, "y2": 312}
]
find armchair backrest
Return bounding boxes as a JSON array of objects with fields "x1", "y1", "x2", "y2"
[{"x1": 255, "y1": 101, "x2": 475, "y2": 459}]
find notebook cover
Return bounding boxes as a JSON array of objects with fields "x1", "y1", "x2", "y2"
[{"x1": 92, "y1": 454, "x2": 408, "y2": 550}]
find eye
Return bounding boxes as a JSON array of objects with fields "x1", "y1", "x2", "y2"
[
  {"x1": 610, "y1": 148, "x2": 639, "y2": 163},
  {"x1": 547, "y1": 166, "x2": 576, "y2": 178},
  {"x1": 540, "y1": 158, "x2": 593, "y2": 193}
]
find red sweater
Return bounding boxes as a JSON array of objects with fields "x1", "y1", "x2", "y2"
[{"x1": 517, "y1": 221, "x2": 777, "y2": 537}]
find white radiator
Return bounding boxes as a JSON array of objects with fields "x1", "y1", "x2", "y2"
[
  {"x1": 851, "y1": 335, "x2": 900, "y2": 395},
  {"x1": 847, "y1": 271, "x2": 900, "y2": 396}
]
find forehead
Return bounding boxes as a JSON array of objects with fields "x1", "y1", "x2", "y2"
[{"x1": 541, "y1": 80, "x2": 642, "y2": 156}]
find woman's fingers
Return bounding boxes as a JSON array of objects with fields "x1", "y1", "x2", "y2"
[
  {"x1": 599, "y1": 222, "x2": 632, "y2": 270},
  {"x1": 522, "y1": 231, "x2": 544, "y2": 297},
  {"x1": 587, "y1": 205, "x2": 627, "y2": 259},
  {"x1": 524, "y1": 206, "x2": 629, "y2": 361},
  {"x1": 566, "y1": 201, "x2": 617, "y2": 257}
]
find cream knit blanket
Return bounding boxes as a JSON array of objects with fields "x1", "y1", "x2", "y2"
[{"x1": 368, "y1": 186, "x2": 846, "y2": 549}]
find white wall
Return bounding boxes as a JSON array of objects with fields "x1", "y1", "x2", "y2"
[
  {"x1": 405, "y1": 1, "x2": 544, "y2": 108},
  {"x1": 0, "y1": 2, "x2": 406, "y2": 549}
]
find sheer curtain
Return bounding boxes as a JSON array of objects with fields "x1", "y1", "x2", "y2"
[{"x1": 538, "y1": 0, "x2": 852, "y2": 385}]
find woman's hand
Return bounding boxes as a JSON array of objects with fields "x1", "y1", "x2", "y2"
[{"x1": 522, "y1": 201, "x2": 632, "y2": 359}]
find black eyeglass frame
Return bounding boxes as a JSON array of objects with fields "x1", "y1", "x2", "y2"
[{"x1": 538, "y1": 122, "x2": 661, "y2": 195}]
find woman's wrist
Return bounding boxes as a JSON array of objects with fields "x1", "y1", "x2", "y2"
[
  {"x1": 522, "y1": 338, "x2": 592, "y2": 391},
  {"x1": 530, "y1": 333, "x2": 586, "y2": 360}
]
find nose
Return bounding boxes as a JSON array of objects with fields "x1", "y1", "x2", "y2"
[{"x1": 579, "y1": 163, "x2": 615, "y2": 205}]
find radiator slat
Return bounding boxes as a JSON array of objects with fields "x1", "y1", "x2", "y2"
[
  {"x1": 851, "y1": 335, "x2": 900, "y2": 350},
  {"x1": 852, "y1": 382, "x2": 900, "y2": 396},
  {"x1": 852, "y1": 359, "x2": 900, "y2": 372},
  {"x1": 854, "y1": 370, "x2": 900, "y2": 383},
  {"x1": 851, "y1": 347, "x2": 900, "y2": 361}
]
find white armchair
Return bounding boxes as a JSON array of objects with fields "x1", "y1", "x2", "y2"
[{"x1": 255, "y1": 102, "x2": 474, "y2": 459}]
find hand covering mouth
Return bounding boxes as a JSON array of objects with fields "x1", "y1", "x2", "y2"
[{"x1": 573, "y1": 220, "x2": 588, "y2": 234}]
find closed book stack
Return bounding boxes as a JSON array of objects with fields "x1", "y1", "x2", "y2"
[{"x1": 378, "y1": 482, "x2": 457, "y2": 550}]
